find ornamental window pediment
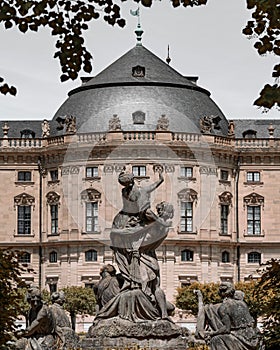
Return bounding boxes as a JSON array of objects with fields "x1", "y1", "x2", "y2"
[
  {"x1": 46, "y1": 191, "x2": 60, "y2": 205},
  {"x1": 14, "y1": 193, "x2": 35, "y2": 208},
  {"x1": 243, "y1": 192, "x2": 264, "y2": 207},
  {"x1": 178, "y1": 188, "x2": 198, "y2": 202},
  {"x1": 81, "y1": 188, "x2": 101, "y2": 201},
  {"x1": 219, "y1": 191, "x2": 233, "y2": 206}
]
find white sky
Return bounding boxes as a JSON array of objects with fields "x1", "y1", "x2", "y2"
[{"x1": 0, "y1": 0, "x2": 279, "y2": 121}]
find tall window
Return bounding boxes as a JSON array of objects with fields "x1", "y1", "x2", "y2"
[
  {"x1": 18, "y1": 171, "x2": 31, "y2": 182},
  {"x1": 180, "y1": 167, "x2": 193, "y2": 178},
  {"x1": 18, "y1": 206, "x2": 31, "y2": 234},
  {"x1": 18, "y1": 252, "x2": 31, "y2": 264},
  {"x1": 181, "y1": 249, "x2": 194, "y2": 262},
  {"x1": 50, "y1": 204, "x2": 58, "y2": 234},
  {"x1": 222, "y1": 251, "x2": 230, "y2": 263},
  {"x1": 85, "y1": 249, "x2": 97, "y2": 262},
  {"x1": 247, "y1": 172, "x2": 260, "y2": 182},
  {"x1": 221, "y1": 204, "x2": 229, "y2": 235},
  {"x1": 86, "y1": 202, "x2": 98, "y2": 232},
  {"x1": 86, "y1": 167, "x2": 98, "y2": 178},
  {"x1": 132, "y1": 166, "x2": 146, "y2": 177},
  {"x1": 180, "y1": 202, "x2": 193, "y2": 232},
  {"x1": 248, "y1": 252, "x2": 261, "y2": 264},
  {"x1": 49, "y1": 251, "x2": 57, "y2": 263},
  {"x1": 247, "y1": 206, "x2": 261, "y2": 235}
]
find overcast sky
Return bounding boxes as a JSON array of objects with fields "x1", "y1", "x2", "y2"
[{"x1": 0, "y1": 0, "x2": 279, "y2": 122}]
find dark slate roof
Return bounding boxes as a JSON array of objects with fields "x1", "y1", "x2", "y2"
[
  {"x1": 0, "y1": 120, "x2": 43, "y2": 138},
  {"x1": 232, "y1": 119, "x2": 280, "y2": 138},
  {"x1": 71, "y1": 45, "x2": 204, "y2": 92},
  {"x1": 52, "y1": 44, "x2": 229, "y2": 136}
]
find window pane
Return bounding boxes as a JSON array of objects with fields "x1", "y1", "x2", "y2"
[
  {"x1": 49, "y1": 251, "x2": 57, "y2": 263},
  {"x1": 18, "y1": 206, "x2": 31, "y2": 234},
  {"x1": 180, "y1": 201, "x2": 193, "y2": 232},
  {"x1": 18, "y1": 171, "x2": 31, "y2": 181},
  {"x1": 180, "y1": 167, "x2": 192, "y2": 177},
  {"x1": 86, "y1": 203, "x2": 98, "y2": 232},
  {"x1": 86, "y1": 167, "x2": 98, "y2": 177}
]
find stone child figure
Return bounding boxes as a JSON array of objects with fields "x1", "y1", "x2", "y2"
[
  {"x1": 194, "y1": 282, "x2": 261, "y2": 350},
  {"x1": 112, "y1": 167, "x2": 166, "y2": 230}
]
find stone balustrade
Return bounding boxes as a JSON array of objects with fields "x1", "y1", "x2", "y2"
[{"x1": 1, "y1": 132, "x2": 280, "y2": 151}]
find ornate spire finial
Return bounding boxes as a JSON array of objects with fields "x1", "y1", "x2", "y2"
[
  {"x1": 166, "y1": 45, "x2": 171, "y2": 65},
  {"x1": 130, "y1": 7, "x2": 143, "y2": 45}
]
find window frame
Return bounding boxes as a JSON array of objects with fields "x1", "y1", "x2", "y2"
[
  {"x1": 85, "y1": 249, "x2": 98, "y2": 262},
  {"x1": 49, "y1": 251, "x2": 58, "y2": 263},
  {"x1": 49, "y1": 169, "x2": 59, "y2": 182},
  {"x1": 18, "y1": 252, "x2": 31, "y2": 264},
  {"x1": 50, "y1": 204, "x2": 58, "y2": 234},
  {"x1": 180, "y1": 166, "x2": 193, "y2": 178},
  {"x1": 86, "y1": 166, "x2": 99, "y2": 178},
  {"x1": 181, "y1": 249, "x2": 194, "y2": 262},
  {"x1": 86, "y1": 202, "x2": 99, "y2": 232},
  {"x1": 220, "y1": 204, "x2": 229, "y2": 235},
  {"x1": 132, "y1": 165, "x2": 146, "y2": 177},
  {"x1": 180, "y1": 201, "x2": 193, "y2": 232},
  {"x1": 247, "y1": 252, "x2": 261, "y2": 264},
  {"x1": 247, "y1": 205, "x2": 261, "y2": 235},
  {"x1": 221, "y1": 251, "x2": 230, "y2": 263},
  {"x1": 17, "y1": 205, "x2": 31, "y2": 235},
  {"x1": 18, "y1": 171, "x2": 32, "y2": 182},
  {"x1": 246, "y1": 171, "x2": 260, "y2": 183},
  {"x1": 220, "y1": 170, "x2": 229, "y2": 181}
]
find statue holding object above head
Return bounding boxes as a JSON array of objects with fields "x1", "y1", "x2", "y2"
[{"x1": 90, "y1": 168, "x2": 174, "y2": 325}]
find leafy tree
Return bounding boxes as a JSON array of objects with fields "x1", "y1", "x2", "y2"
[
  {"x1": 176, "y1": 282, "x2": 221, "y2": 315},
  {"x1": 0, "y1": 0, "x2": 278, "y2": 110},
  {"x1": 255, "y1": 259, "x2": 280, "y2": 350},
  {"x1": 62, "y1": 286, "x2": 96, "y2": 331},
  {"x1": 0, "y1": 249, "x2": 28, "y2": 347},
  {"x1": 176, "y1": 280, "x2": 269, "y2": 322}
]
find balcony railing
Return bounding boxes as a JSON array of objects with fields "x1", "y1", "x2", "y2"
[{"x1": 1, "y1": 132, "x2": 280, "y2": 151}]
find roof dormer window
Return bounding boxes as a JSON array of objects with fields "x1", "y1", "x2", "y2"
[
  {"x1": 132, "y1": 65, "x2": 145, "y2": 78},
  {"x1": 20, "y1": 129, "x2": 35, "y2": 139},
  {"x1": 242, "y1": 129, "x2": 257, "y2": 139}
]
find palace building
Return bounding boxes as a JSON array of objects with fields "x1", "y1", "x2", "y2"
[{"x1": 1, "y1": 34, "x2": 280, "y2": 307}]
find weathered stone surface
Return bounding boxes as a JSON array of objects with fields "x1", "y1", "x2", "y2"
[{"x1": 88, "y1": 318, "x2": 189, "y2": 338}]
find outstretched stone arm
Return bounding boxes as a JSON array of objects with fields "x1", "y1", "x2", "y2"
[{"x1": 145, "y1": 171, "x2": 164, "y2": 193}]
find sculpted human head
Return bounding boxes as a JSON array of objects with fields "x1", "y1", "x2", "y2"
[
  {"x1": 118, "y1": 170, "x2": 134, "y2": 187},
  {"x1": 218, "y1": 282, "x2": 235, "y2": 298}
]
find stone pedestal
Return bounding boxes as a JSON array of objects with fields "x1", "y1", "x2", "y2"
[{"x1": 79, "y1": 319, "x2": 191, "y2": 350}]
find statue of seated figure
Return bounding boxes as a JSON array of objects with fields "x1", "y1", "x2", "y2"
[{"x1": 194, "y1": 282, "x2": 262, "y2": 350}]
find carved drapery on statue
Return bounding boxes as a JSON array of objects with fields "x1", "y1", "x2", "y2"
[{"x1": 89, "y1": 169, "x2": 175, "y2": 329}]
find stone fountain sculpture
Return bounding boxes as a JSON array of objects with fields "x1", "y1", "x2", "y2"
[{"x1": 82, "y1": 168, "x2": 190, "y2": 349}]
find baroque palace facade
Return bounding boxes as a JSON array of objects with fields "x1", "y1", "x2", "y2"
[{"x1": 1, "y1": 42, "x2": 280, "y2": 305}]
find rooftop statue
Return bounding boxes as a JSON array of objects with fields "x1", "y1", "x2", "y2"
[{"x1": 194, "y1": 282, "x2": 262, "y2": 350}]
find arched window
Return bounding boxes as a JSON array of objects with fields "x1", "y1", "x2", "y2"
[
  {"x1": 20, "y1": 129, "x2": 35, "y2": 139},
  {"x1": 222, "y1": 251, "x2": 230, "y2": 263},
  {"x1": 49, "y1": 251, "x2": 57, "y2": 263},
  {"x1": 85, "y1": 249, "x2": 97, "y2": 262},
  {"x1": 18, "y1": 252, "x2": 31, "y2": 264},
  {"x1": 248, "y1": 252, "x2": 261, "y2": 264},
  {"x1": 181, "y1": 249, "x2": 194, "y2": 262},
  {"x1": 242, "y1": 129, "x2": 257, "y2": 139}
]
